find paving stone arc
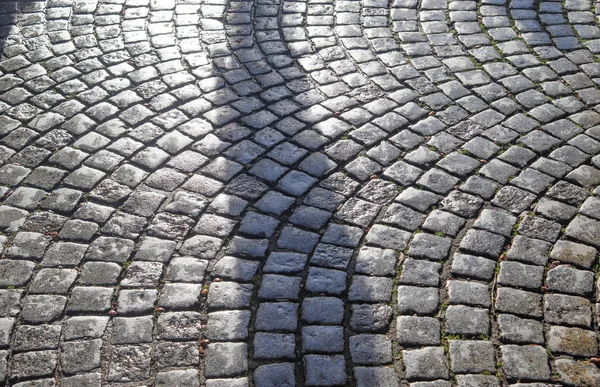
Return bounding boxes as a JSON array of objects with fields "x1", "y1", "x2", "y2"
[{"x1": 0, "y1": 0, "x2": 600, "y2": 385}]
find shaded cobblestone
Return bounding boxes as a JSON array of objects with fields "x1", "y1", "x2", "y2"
[{"x1": 1, "y1": 0, "x2": 600, "y2": 384}]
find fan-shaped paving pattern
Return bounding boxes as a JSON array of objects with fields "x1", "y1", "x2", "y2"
[{"x1": 1, "y1": 0, "x2": 600, "y2": 386}]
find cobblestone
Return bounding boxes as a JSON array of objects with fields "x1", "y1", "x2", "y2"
[{"x1": 2, "y1": 1, "x2": 600, "y2": 384}]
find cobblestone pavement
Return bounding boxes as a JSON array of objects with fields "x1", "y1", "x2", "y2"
[{"x1": 2, "y1": 0, "x2": 600, "y2": 385}]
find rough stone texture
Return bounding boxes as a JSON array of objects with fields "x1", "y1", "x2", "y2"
[
  {"x1": 403, "y1": 347, "x2": 449, "y2": 381},
  {"x1": 501, "y1": 345, "x2": 552, "y2": 381},
  {"x1": 2, "y1": 2, "x2": 600, "y2": 384},
  {"x1": 547, "y1": 326, "x2": 598, "y2": 356}
]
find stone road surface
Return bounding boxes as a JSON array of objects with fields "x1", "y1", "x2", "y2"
[{"x1": 1, "y1": 0, "x2": 600, "y2": 385}]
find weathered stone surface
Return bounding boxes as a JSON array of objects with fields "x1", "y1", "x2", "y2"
[{"x1": 4, "y1": 3, "x2": 600, "y2": 383}]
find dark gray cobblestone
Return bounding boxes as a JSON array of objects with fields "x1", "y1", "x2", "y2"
[{"x1": 1, "y1": 0, "x2": 600, "y2": 385}]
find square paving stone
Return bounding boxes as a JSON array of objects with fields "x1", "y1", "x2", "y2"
[
  {"x1": 544, "y1": 294, "x2": 592, "y2": 327},
  {"x1": 120, "y1": 262, "x2": 163, "y2": 288},
  {"x1": 263, "y1": 252, "x2": 308, "y2": 274},
  {"x1": 0, "y1": 206, "x2": 29, "y2": 232},
  {"x1": 398, "y1": 258, "x2": 441, "y2": 287},
  {"x1": 164, "y1": 257, "x2": 208, "y2": 283},
  {"x1": 451, "y1": 253, "x2": 496, "y2": 281},
  {"x1": 511, "y1": 168, "x2": 555, "y2": 194},
  {"x1": 491, "y1": 186, "x2": 537, "y2": 213},
  {"x1": 86, "y1": 236, "x2": 134, "y2": 263},
  {"x1": 408, "y1": 233, "x2": 452, "y2": 261},
  {"x1": 495, "y1": 287, "x2": 542, "y2": 318},
  {"x1": 355, "y1": 247, "x2": 397, "y2": 276},
  {"x1": 310, "y1": 244, "x2": 353, "y2": 270},
  {"x1": 395, "y1": 187, "x2": 442, "y2": 211},
  {"x1": 565, "y1": 215, "x2": 600, "y2": 248},
  {"x1": 0, "y1": 260, "x2": 35, "y2": 287},
  {"x1": 68, "y1": 286, "x2": 113, "y2": 313},
  {"x1": 381, "y1": 203, "x2": 425, "y2": 231},
  {"x1": 10, "y1": 350, "x2": 58, "y2": 380},
  {"x1": 459, "y1": 175, "x2": 500, "y2": 200},
  {"x1": 549, "y1": 240, "x2": 597, "y2": 269},
  {"x1": 531, "y1": 157, "x2": 573, "y2": 179},
  {"x1": 498, "y1": 145, "x2": 536, "y2": 168},
  {"x1": 306, "y1": 267, "x2": 347, "y2": 295},
  {"x1": 302, "y1": 297, "x2": 344, "y2": 325},
  {"x1": 422, "y1": 210, "x2": 465, "y2": 237},
  {"x1": 348, "y1": 276, "x2": 393, "y2": 302},
  {"x1": 498, "y1": 261, "x2": 544, "y2": 290},
  {"x1": 207, "y1": 282, "x2": 253, "y2": 310},
  {"x1": 158, "y1": 283, "x2": 201, "y2": 310},
  {"x1": 416, "y1": 168, "x2": 460, "y2": 194},
  {"x1": 448, "y1": 280, "x2": 491, "y2": 307},
  {"x1": 78, "y1": 262, "x2": 121, "y2": 286},
  {"x1": 445, "y1": 305, "x2": 490, "y2": 336},
  {"x1": 449, "y1": 340, "x2": 495, "y2": 373},
  {"x1": 277, "y1": 226, "x2": 320, "y2": 253},
  {"x1": 157, "y1": 312, "x2": 203, "y2": 341},
  {"x1": 566, "y1": 165, "x2": 600, "y2": 188},
  {"x1": 258, "y1": 274, "x2": 301, "y2": 300},
  {"x1": 240, "y1": 212, "x2": 279, "y2": 238},
  {"x1": 546, "y1": 265, "x2": 594, "y2": 295},
  {"x1": 304, "y1": 188, "x2": 345, "y2": 212},
  {"x1": 336, "y1": 198, "x2": 380, "y2": 227},
  {"x1": 365, "y1": 224, "x2": 412, "y2": 250},
  {"x1": 580, "y1": 196, "x2": 600, "y2": 220},
  {"x1": 7, "y1": 232, "x2": 51, "y2": 260},
  {"x1": 459, "y1": 229, "x2": 505, "y2": 258},
  {"x1": 12, "y1": 324, "x2": 60, "y2": 351},
  {"x1": 440, "y1": 190, "x2": 484, "y2": 218},
  {"x1": 397, "y1": 286, "x2": 439, "y2": 315},
  {"x1": 29, "y1": 268, "x2": 77, "y2": 294},
  {"x1": 506, "y1": 236, "x2": 552, "y2": 266},
  {"x1": 117, "y1": 289, "x2": 158, "y2": 315},
  {"x1": 354, "y1": 367, "x2": 399, "y2": 387},
  {"x1": 63, "y1": 316, "x2": 109, "y2": 341},
  {"x1": 554, "y1": 359, "x2": 600, "y2": 387},
  {"x1": 498, "y1": 313, "x2": 544, "y2": 344},
  {"x1": 501, "y1": 345, "x2": 551, "y2": 381},
  {"x1": 205, "y1": 343, "x2": 248, "y2": 379},
  {"x1": 192, "y1": 215, "x2": 237, "y2": 239},
  {"x1": 437, "y1": 152, "x2": 480, "y2": 177},
  {"x1": 155, "y1": 370, "x2": 200, "y2": 387},
  {"x1": 473, "y1": 209, "x2": 517, "y2": 236},
  {"x1": 547, "y1": 326, "x2": 597, "y2": 356},
  {"x1": 254, "y1": 332, "x2": 295, "y2": 360},
  {"x1": 304, "y1": 355, "x2": 347, "y2": 386},
  {"x1": 213, "y1": 257, "x2": 260, "y2": 282},
  {"x1": 517, "y1": 215, "x2": 561, "y2": 242},
  {"x1": 403, "y1": 347, "x2": 449, "y2": 381},
  {"x1": 302, "y1": 326, "x2": 344, "y2": 354},
  {"x1": 254, "y1": 363, "x2": 295, "y2": 387},
  {"x1": 358, "y1": 179, "x2": 399, "y2": 205},
  {"x1": 181, "y1": 235, "x2": 226, "y2": 259},
  {"x1": 349, "y1": 334, "x2": 392, "y2": 365},
  {"x1": 255, "y1": 302, "x2": 298, "y2": 332},
  {"x1": 61, "y1": 339, "x2": 102, "y2": 374},
  {"x1": 111, "y1": 317, "x2": 153, "y2": 344},
  {"x1": 107, "y1": 344, "x2": 152, "y2": 382},
  {"x1": 547, "y1": 180, "x2": 588, "y2": 205},
  {"x1": 321, "y1": 223, "x2": 363, "y2": 247},
  {"x1": 534, "y1": 198, "x2": 578, "y2": 223},
  {"x1": 289, "y1": 206, "x2": 331, "y2": 231},
  {"x1": 396, "y1": 316, "x2": 440, "y2": 346},
  {"x1": 350, "y1": 303, "x2": 393, "y2": 333}
]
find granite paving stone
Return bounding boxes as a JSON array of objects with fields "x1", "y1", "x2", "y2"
[{"x1": 2, "y1": 1, "x2": 600, "y2": 384}]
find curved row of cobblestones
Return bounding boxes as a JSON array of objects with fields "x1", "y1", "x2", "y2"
[{"x1": 1, "y1": 0, "x2": 600, "y2": 386}]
